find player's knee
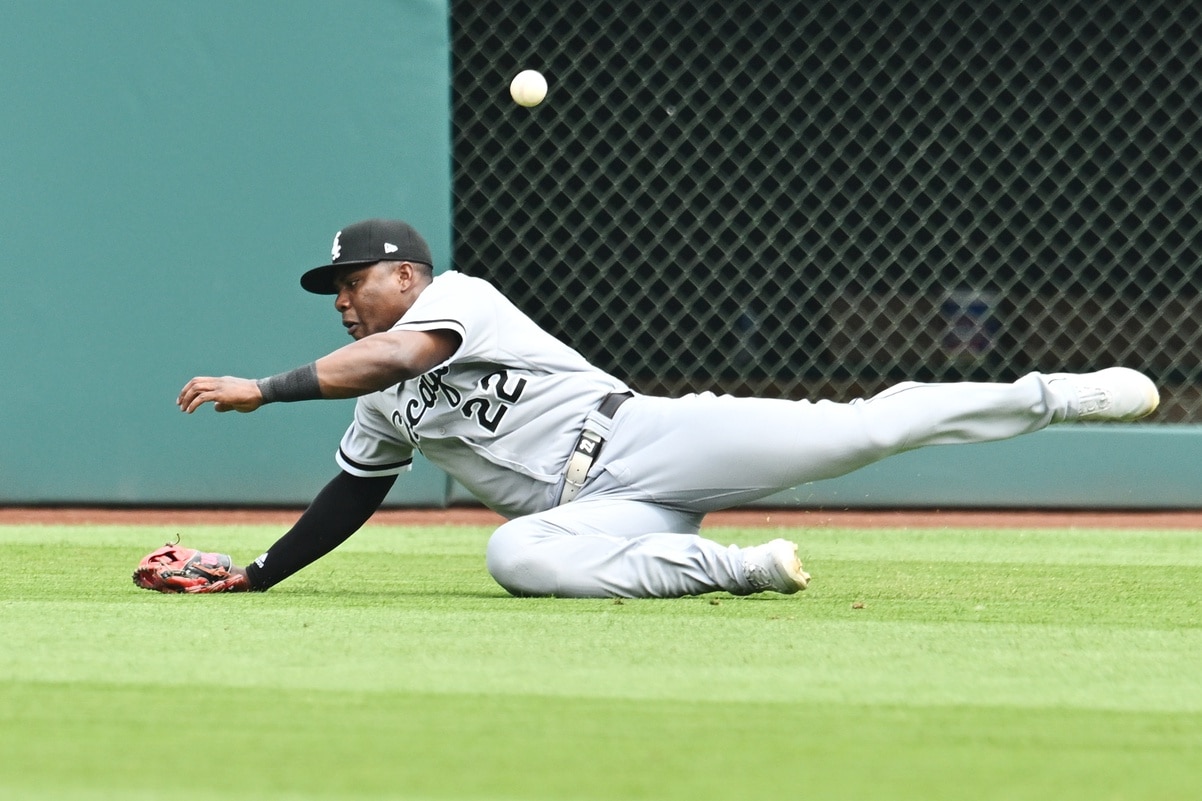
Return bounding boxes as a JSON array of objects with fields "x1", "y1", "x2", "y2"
[{"x1": 485, "y1": 520, "x2": 559, "y2": 597}]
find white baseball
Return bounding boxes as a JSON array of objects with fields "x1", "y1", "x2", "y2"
[{"x1": 510, "y1": 70, "x2": 548, "y2": 107}]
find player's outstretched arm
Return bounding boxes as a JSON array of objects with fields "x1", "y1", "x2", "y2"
[
  {"x1": 178, "y1": 329, "x2": 460, "y2": 413},
  {"x1": 242, "y1": 471, "x2": 397, "y2": 590}
]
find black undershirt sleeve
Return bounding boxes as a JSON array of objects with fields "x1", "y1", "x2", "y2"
[{"x1": 244, "y1": 470, "x2": 398, "y2": 590}]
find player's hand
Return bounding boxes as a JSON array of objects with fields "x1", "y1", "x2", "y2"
[{"x1": 177, "y1": 375, "x2": 263, "y2": 414}]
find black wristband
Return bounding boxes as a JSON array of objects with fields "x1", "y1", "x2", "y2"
[{"x1": 257, "y1": 362, "x2": 322, "y2": 404}]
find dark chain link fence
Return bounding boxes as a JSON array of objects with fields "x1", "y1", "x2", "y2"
[{"x1": 452, "y1": 0, "x2": 1202, "y2": 421}]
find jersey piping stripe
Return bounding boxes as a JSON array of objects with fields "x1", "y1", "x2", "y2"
[
  {"x1": 398, "y1": 318, "x2": 467, "y2": 335},
  {"x1": 337, "y1": 448, "x2": 413, "y2": 473}
]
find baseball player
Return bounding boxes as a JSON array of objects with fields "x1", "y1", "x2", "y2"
[{"x1": 134, "y1": 218, "x2": 1160, "y2": 598}]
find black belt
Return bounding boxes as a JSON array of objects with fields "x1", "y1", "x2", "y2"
[
  {"x1": 558, "y1": 391, "x2": 633, "y2": 505},
  {"x1": 596, "y1": 390, "x2": 633, "y2": 419}
]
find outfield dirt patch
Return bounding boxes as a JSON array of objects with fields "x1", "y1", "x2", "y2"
[{"x1": 1, "y1": 506, "x2": 1200, "y2": 529}]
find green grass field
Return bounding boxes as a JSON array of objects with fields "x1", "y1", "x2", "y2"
[{"x1": 2, "y1": 522, "x2": 1201, "y2": 801}]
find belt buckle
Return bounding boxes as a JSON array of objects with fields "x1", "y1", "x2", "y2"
[{"x1": 556, "y1": 392, "x2": 631, "y2": 506}]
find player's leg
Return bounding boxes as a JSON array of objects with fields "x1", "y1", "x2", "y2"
[
  {"x1": 487, "y1": 368, "x2": 1156, "y2": 599},
  {"x1": 485, "y1": 498, "x2": 806, "y2": 598},
  {"x1": 593, "y1": 368, "x2": 1157, "y2": 512}
]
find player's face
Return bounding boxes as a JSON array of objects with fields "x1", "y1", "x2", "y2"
[{"x1": 332, "y1": 263, "x2": 411, "y2": 339}]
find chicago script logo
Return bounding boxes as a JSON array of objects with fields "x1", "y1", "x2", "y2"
[{"x1": 392, "y1": 367, "x2": 461, "y2": 442}]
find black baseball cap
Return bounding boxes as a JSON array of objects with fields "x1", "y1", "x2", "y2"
[{"x1": 300, "y1": 218, "x2": 433, "y2": 294}]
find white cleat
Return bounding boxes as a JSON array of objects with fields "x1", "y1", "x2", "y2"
[
  {"x1": 743, "y1": 538, "x2": 810, "y2": 594},
  {"x1": 1049, "y1": 367, "x2": 1160, "y2": 422}
]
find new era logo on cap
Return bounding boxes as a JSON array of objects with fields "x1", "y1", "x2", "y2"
[{"x1": 384, "y1": 242, "x2": 398, "y2": 254}]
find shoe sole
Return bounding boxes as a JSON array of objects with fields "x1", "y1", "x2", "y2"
[
  {"x1": 1126, "y1": 369, "x2": 1160, "y2": 420},
  {"x1": 766, "y1": 538, "x2": 811, "y2": 593}
]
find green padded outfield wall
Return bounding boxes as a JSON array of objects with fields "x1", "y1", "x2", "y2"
[{"x1": 0, "y1": 1, "x2": 452, "y2": 505}]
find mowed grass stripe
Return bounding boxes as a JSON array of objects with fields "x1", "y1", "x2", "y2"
[
  {"x1": 4, "y1": 599, "x2": 1202, "y2": 712},
  {"x1": 2, "y1": 683, "x2": 1200, "y2": 801}
]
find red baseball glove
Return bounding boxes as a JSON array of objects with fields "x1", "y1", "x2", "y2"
[{"x1": 132, "y1": 542, "x2": 250, "y2": 593}]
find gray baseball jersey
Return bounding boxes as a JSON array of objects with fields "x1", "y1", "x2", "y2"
[
  {"x1": 336, "y1": 271, "x2": 629, "y2": 518},
  {"x1": 332, "y1": 272, "x2": 1094, "y2": 598}
]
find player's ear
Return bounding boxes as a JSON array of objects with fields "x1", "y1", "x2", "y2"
[
  {"x1": 399, "y1": 261, "x2": 418, "y2": 288},
  {"x1": 384, "y1": 260, "x2": 412, "y2": 288}
]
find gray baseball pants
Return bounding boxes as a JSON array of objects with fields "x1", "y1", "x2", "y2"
[{"x1": 485, "y1": 372, "x2": 1069, "y2": 598}]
